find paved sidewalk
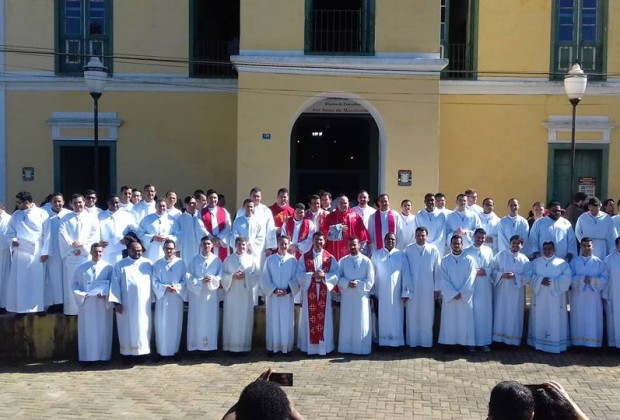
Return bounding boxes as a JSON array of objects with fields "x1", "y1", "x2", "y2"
[{"x1": 0, "y1": 346, "x2": 619, "y2": 419}]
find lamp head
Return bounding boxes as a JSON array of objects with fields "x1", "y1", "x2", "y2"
[
  {"x1": 84, "y1": 57, "x2": 108, "y2": 96},
  {"x1": 563, "y1": 63, "x2": 587, "y2": 101}
]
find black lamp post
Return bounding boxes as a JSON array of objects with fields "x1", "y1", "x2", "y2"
[
  {"x1": 83, "y1": 57, "x2": 108, "y2": 193},
  {"x1": 563, "y1": 63, "x2": 587, "y2": 203}
]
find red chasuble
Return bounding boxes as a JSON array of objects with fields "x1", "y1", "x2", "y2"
[
  {"x1": 373, "y1": 210, "x2": 396, "y2": 250},
  {"x1": 201, "y1": 207, "x2": 229, "y2": 261},
  {"x1": 270, "y1": 203, "x2": 295, "y2": 228},
  {"x1": 321, "y1": 209, "x2": 369, "y2": 260},
  {"x1": 284, "y1": 218, "x2": 311, "y2": 258},
  {"x1": 303, "y1": 250, "x2": 333, "y2": 345}
]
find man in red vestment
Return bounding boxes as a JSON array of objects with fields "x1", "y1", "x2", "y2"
[
  {"x1": 282, "y1": 203, "x2": 316, "y2": 258},
  {"x1": 269, "y1": 188, "x2": 294, "y2": 234},
  {"x1": 200, "y1": 189, "x2": 231, "y2": 261},
  {"x1": 321, "y1": 195, "x2": 369, "y2": 261}
]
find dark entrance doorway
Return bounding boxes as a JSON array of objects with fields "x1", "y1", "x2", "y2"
[
  {"x1": 548, "y1": 146, "x2": 606, "y2": 207},
  {"x1": 290, "y1": 113, "x2": 379, "y2": 205},
  {"x1": 54, "y1": 141, "x2": 116, "y2": 201}
]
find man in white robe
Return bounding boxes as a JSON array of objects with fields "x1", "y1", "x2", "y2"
[
  {"x1": 491, "y1": 235, "x2": 531, "y2": 346},
  {"x1": 434, "y1": 192, "x2": 452, "y2": 217},
  {"x1": 464, "y1": 228, "x2": 494, "y2": 351},
  {"x1": 221, "y1": 237, "x2": 259, "y2": 352},
  {"x1": 131, "y1": 184, "x2": 157, "y2": 223},
  {"x1": 109, "y1": 241, "x2": 153, "y2": 360},
  {"x1": 152, "y1": 239, "x2": 186, "y2": 357},
  {"x1": 305, "y1": 194, "x2": 328, "y2": 233},
  {"x1": 445, "y1": 194, "x2": 481, "y2": 250},
  {"x1": 165, "y1": 191, "x2": 182, "y2": 220},
  {"x1": 368, "y1": 194, "x2": 402, "y2": 256},
  {"x1": 414, "y1": 193, "x2": 446, "y2": 251},
  {"x1": 351, "y1": 190, "x2": 376, "y2": 229},
  {"x1": 72, "y1": 244, "x2": 114, "y2": 362},
  {"x1": 281, "y1": 203, "x2": 315, "y2": 259},
  {"x1": 58, "y1": 194, "x2": 100, "y2": 316},
  {"x1": 337, "y1": 237, "x2": 375, "y2": 354},
  {"x1": 439, "y1": 235, "x2": 477, "y2": 349},
  {"x1": 479, "y1": 198, "x2": 500, "y2": 254},
  {"x1": 296, "y1": 232, "x2": 339, "y2": 355},
  {"x1": 497, "y1": 198, "x2": 529, "y2": 253},
  {"x1": 603, "y1": 237, "x2": 620, "y2": 348},
  {"x1": 465, "y1": 189, "x2": 484, "y2": 216},
  {"x1": 0, "y1": 202, "x2": 11, "y2": 310},
  {"x1": 528, "y1": 201, "x2": 577, "y2": 261},
  {"x1": 5, "y1": 191, "x2": 49, "y2": 314},
  {"x1": 138, "y1": 198, "x2": 176, "y2": 262},
  {"x1": 83, "y1": 189, "x2": 104, "y2": 220},
  {"x1": 370, "y1": 233, "x2": 408, "y2": 347},
  {"x1": 403, "y1": 227, "x2": 442, "y2": 348},
  {"x1": 235, "y1": 187, "x2": 277, "y2": 254},
  {"x1": 174, "y1": 196, "x2": 207, "y2": 266},
  {"x1": 262, "y1": 235, "x2": 298, "y2": 354},
  {"x1": 570, "y1": 237, "x2": 607, "y2": 348},
  {"x1": 98, "y1": 195, "x2": 137, "y2": 266},
  {"x1": 186, "y1": 236, "x2": 222, "y2": 352},
  {"x1": 398, "y1": 199, "x2": 416, "y2": 250},
  {"x1": 119, "y1": 186, "x2": 133, "y2": 212},
  {"x1": 527, "y1": 241, "x2": 571, "y2": 353},
  {"x1": 41, "y1": 193, "x2": 70, "y2": 311},
  {"x1": 200, "y1": 189, "x2": 231, "y2": 262},
  {"x1": 575, "y1": 197, "x2": 616, "y2": 260}
]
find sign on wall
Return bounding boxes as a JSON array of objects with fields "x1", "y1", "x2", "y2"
[
  {"x1": 578, "y1": 176, "x2": 596, "y2": 198},
  {"x1": 305, "y1": 98, "x2": 369, "y2": 114}
]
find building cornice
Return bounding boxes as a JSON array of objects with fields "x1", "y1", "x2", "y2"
[{"x1": 231, "y1": 51, "x2": 448, "y2": 76}]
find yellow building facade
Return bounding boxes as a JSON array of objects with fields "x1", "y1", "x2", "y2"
[{"x1": 0, "y1": 0, "x2": 617, "y2": 213}]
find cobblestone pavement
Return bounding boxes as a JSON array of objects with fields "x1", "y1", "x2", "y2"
[{"x1": 0, "y1": 345, "x2": 619, "y2": 419}]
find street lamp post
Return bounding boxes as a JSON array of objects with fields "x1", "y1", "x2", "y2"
[
  {"x1": 83, "y1": 57, "x2": 108, "y2": 194},
  {"x1": 563, "y1": 63, "x2": 587, "y2": 203}
]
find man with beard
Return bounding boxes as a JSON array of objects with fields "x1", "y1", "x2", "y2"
[
  {"x1": 414, "y1": 193, "x2": 446, "y2": 250},
  {"x1": 528, "y1": 201, "x2": 577, "y2": 261},
  {"x1": 322, "y1": 195, "x2": 369, "y2": 261}
]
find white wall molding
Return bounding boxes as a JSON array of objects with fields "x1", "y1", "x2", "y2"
[
  {"x1": 543, "y1": 115, "x2": 616, "y2": 144},
  {"x1": 441, "y1": 78, "x2": 620, "y2": 95},
  {"x1": 47, "y1": 112, "x2": 123, "y2": 142}
]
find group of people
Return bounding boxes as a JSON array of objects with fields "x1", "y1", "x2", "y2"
[{"x1": 1, "y1": 185, "x2": 620, "y2": 363}]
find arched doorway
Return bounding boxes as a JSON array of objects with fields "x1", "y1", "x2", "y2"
[{"x1": 290, "y1": 98, "x2": 380, "y2": 205}]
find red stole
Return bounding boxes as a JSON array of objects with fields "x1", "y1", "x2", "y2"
[
  {"x1": 285, "y1": 218, "x2": 310, "y2": 258},
  {"x1": 201, "y1": 207, "x2": 228, "y2": 261},
  {"x1": 303, "y1": 250, "x2": 332, "y2": 345},
  {"x1": 374, "y1": 210, "x2": 396, "y2": 250}
]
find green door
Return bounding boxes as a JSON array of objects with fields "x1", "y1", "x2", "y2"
[{"x1": 549, "y1": 146, "x2": 607, "y2": 207}]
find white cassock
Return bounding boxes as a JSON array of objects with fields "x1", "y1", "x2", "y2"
[
  {"x1": 232, "y1": 215, "x2": 266, "y2": 305},
  {"x1": 281, "y1": 218, "x2": 316, "y2": 256},
  {"x1": 367, "y1": 209, "x2": 402, "y2": 255},
  {"x1": 445, "y1": 210, "x2": 481, "y2": 250},
  {"x1": 351, "y1": 205, "x2": 376, "y2": 229},
  {"x1": 41, "y1": 208, "x2": 71, "y2": 306},
  {"x1": 414, "y1": 209, "x2": 446, "y2": 251},
  {"x1": 6, "y1": 206, "x2": 49, "y2": 313},
  {"x1": 236, "y1": 203, "x2": 277, "y2": 250},
  {"x1": 464, "y1": 244, "x2": 494, "y2": 346},
  {"x1": 0, "y1": 211, "x2": 10, "y2": 309},
  {"x1": 570, "y1": 255, "x2": 607, "y2": 347},
  {"x1": 497, "y1": 215, "x2": 529, "y2": 253},
  {"x1": 221, "y1": 251, "x2": 259, "y2": 352},
  {"x1": 58, "y1": 211, "x2": 100, "y2": 315},
  {"x1": 398, "y1": 213, "x2": 416, "y2": 250},
  {"x1": 109, "y1": 256, "x2": 153, "y2": 356},
  {"x1": 138, "y1": 213, "x2": 176, "y2": 262},
  {"x1": 612, "y1": 215, "x2": 620, "y2": 239},
  {"x1": 98, "y1": 209, "x2": 137, "y2": 266},
  {"x1": 527, "y1": 256, "x2": 571, "y2": 353},
  {"x1": 337, "y1": 253, "x2": 375, "y2": 354},
  {"x1": 152, "y1": 256, "x2": 186, "y2": 356},
  {"x1": 528, "y1": 216, "x2": 577, "y2": 260},
  {"x1": 479, "y1": 211, "x2": 500, "y2": 254},
  {"x1": 296, "y1": 250, "x2": 339, "y2": 355},
  {"x1": 604, "y1": 251, "x2": 620, "y2": 347},
  {"x1": 575, "y1": 212, "x2": 617, "y2": 260},
  {"x1": 186, "y1": 252, "x2": 222, "y2": 351},
  {"x1": 467, "y1": 203, "x2": 484, "y2": 216},
  {"x1": 131, "y1": 200, "x2": 156, "y2": 224},
  {"x1": 438, "y1": 253, "x2": 477, "y2": 346},
  {"x1": 491, "y1": 250, "x2": 531, "y2": 345},
  {"x1": 403, "y1": 243, "x2": 441, "y2": 347},
  {"x1": 201, "y1": 206, "x2": 232, "y2": 261},
  {"x1": 173, "y1": 211, "x2": 208, "y2": 266},
  {"x1": 371, "y1": 247, "x2": 408, "y2": 347},
  {"x1": 72, "y1": 259, "x2": 114, "y2": 361},
  {"x1": 167, "y1": 207, "x2": 182, "y2": 220},
  {"x1": 262, "y1": 253, "x2": 298, "y2": 353}
]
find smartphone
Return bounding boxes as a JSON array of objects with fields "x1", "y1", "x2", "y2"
[
  {"x1": 269, "y1": 372, "x2": 294, "y2": 387},
  {"x1": 525, "y1": 384, "x2": 545, "y2": 392}
]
